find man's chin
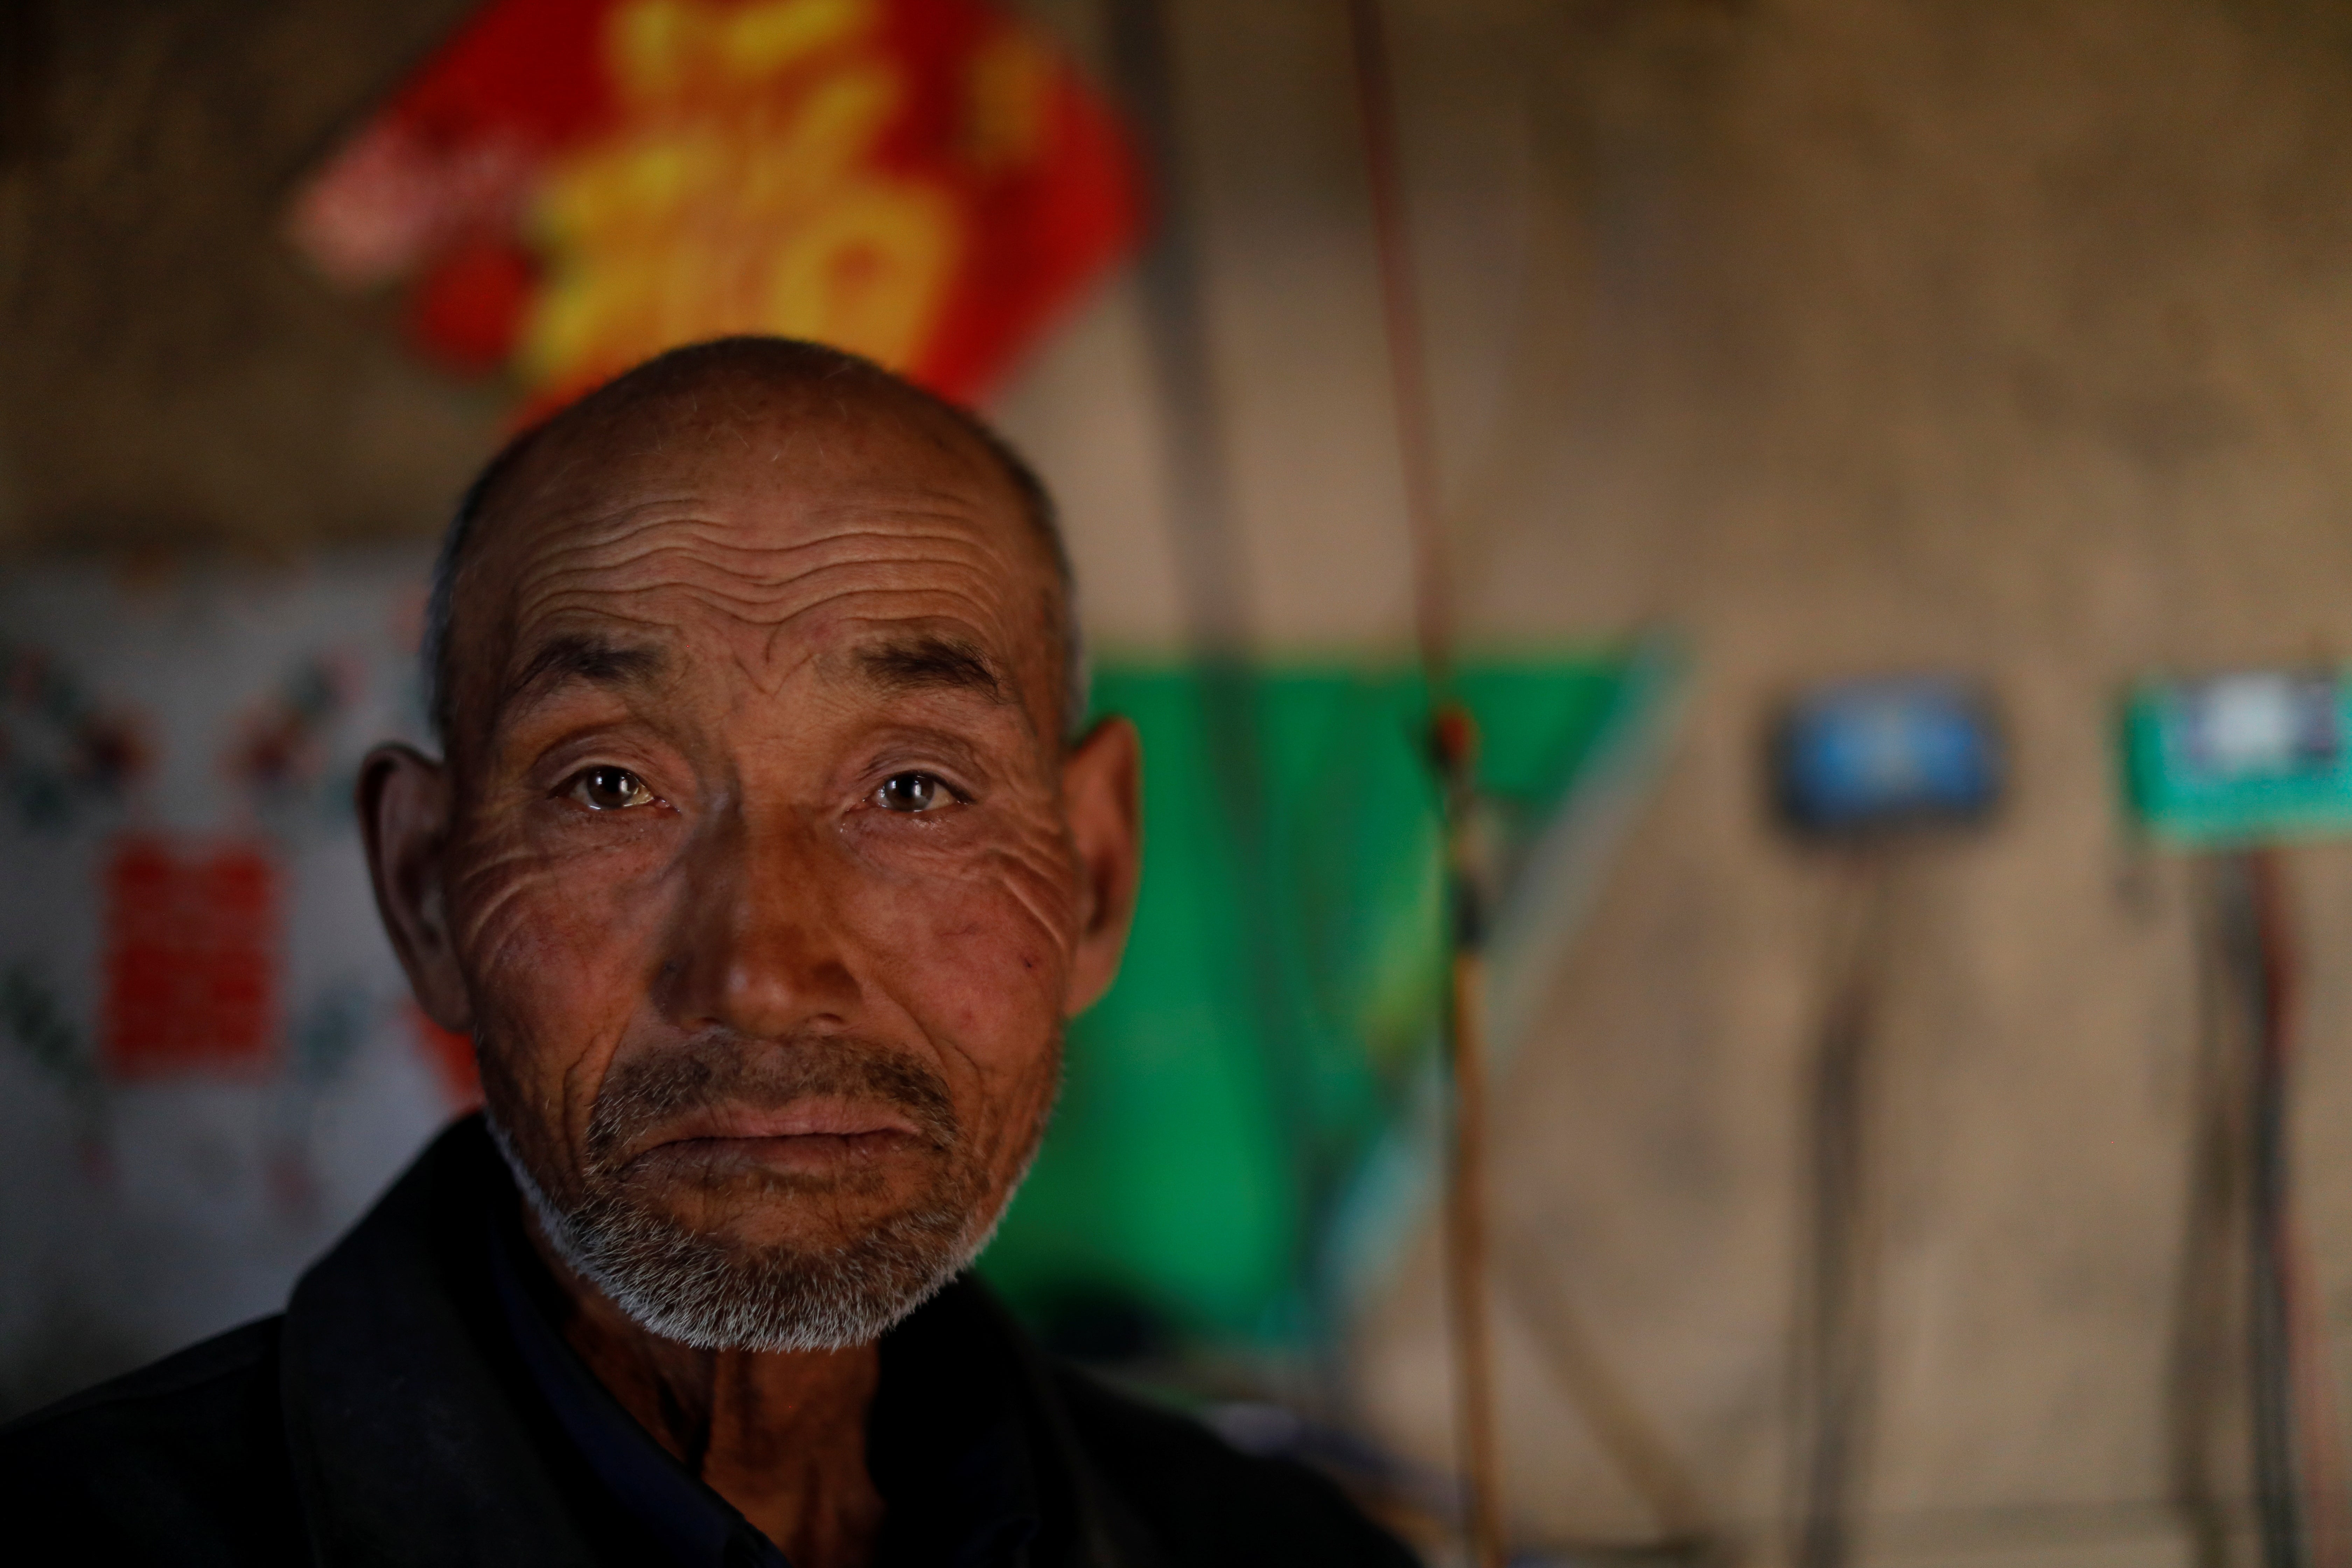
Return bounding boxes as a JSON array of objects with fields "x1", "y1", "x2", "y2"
[
  {"x1": 567, "y1": 1189, "x2": 985, "y2": 1354},
  {"x1": 641, "y1": 1205, "x2": 937, "y2": 1261},
  {"x1": 616, "y1": 1166, "x2": 974, "y2": 1251},
  {"x1": 486, "y1": 1101, "x2": 1005, "y2": 1352}
]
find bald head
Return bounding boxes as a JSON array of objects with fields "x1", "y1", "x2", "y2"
[{"x1": 425, "y1": 336, "x2": 1082, "y2": 754}]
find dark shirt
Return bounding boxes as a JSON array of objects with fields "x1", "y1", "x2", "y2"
[
  {"x1": 486, "y1": 1202, "x2": 1040, "y2": 1568},
  {"x1": 0, "y1": 1116, "x2": 1419, "y2": 1568}
]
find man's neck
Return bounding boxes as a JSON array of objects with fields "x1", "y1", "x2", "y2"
[{"x1": 524, "y1": 1216, "x2": 886, "y2": 1568}]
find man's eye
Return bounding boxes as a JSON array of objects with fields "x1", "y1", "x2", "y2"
[
  {"x1": 875, "y1": 772, "x2": 954, "y2": 814},
  {"x1": 564, "y1": 766, "x2": 657, "y2": 811}
]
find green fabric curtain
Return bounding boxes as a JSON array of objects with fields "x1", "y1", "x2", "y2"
[{"x1": 978, "y1": 654, "x2": 1651, "y2": 1351}]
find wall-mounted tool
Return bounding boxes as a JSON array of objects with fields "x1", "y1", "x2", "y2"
[
  {"x1": 2125, "y1": 671, "x2": 2352, "y2": 1568},
  {"x1": 1773, "y1": 675, "x2": 2004, "y2": 1568}
]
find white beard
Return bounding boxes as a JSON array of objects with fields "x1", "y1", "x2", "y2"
[
  {"x1": 489, "y1": 1107, "x2": 1001, "y2": 1351},
  {"x1": 476, "y1": 1027, "x2": 1054, "y2": 1352}
]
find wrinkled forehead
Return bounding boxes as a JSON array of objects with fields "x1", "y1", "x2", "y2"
[{"x1": 443, "y1": 392, "x2": 1063, "y2": 748}]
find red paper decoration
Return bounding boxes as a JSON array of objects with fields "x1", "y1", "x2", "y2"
[
  {"x1": 102, "y1": 835, "x2": 283, "y2": 1079},
  {"x1": 288, "y1": 0, "x2": 1142, "y2": 412}
]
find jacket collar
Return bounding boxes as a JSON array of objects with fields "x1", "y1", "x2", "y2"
[
  {"x1": 275, "y1": 1115, "x2": 1154, "y2": 1568},
  {"x1": 279, "y1": 1116, "x2": 634, "y2": 1566}
]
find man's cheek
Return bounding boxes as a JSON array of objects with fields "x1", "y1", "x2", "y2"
[
  {"x1": 456, "y1": 857, "x2": 650, "y2": 1084},
  {"x1": 865, "y1": 880, "x2": 1066, "y2": 1038},
  {"x1": 464, "y1": 866, "x2": 602, "y2": 991}
]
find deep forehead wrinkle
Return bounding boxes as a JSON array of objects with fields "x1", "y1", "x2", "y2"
[
  {"x1": 448, "y1": 383, "x2": 1072, "y2": 752},
  {"x1": 498, "y1": 502, "x2": 1039, "y2": 638},
  {"x1": 501, "y1": 487, "x2": 1038, "y2": 579},
  {"x1": 507, "y1": 546, "x2": 1027, "y2": 656},
  {"x1": 486, "y1": 503, "x2": 1048, "y2": 722},
  {"x1": 496, "y1": 633, "x2": 668, "y2": 729}
]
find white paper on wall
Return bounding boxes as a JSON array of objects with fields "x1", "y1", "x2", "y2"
[{"x1": 0, "y1": 550, "x2": 468, "y2": 1415}]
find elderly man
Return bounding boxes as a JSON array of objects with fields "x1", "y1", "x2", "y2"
[{"x1": 0, "y1": 340, "x2": 1416, "y2": 1567}]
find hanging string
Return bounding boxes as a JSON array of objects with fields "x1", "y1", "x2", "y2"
[
  {"x1": 2242, "y1": 850, "x2": 2352, "y2": 1568},
  {"x1": 1342, "y1": 2, "x2": 1506, "y2": 1564},
  {"x1": 1345, "y1": 0, "x2": 1452, "y2": 681}
]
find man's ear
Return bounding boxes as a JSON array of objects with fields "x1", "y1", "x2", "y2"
[
  {"x1": 357, "y1": 743, "x2": 472, "y2": 1034},
  {"x1": 1061, "y1": 716, "x2": 1142, "y2": 1018}
]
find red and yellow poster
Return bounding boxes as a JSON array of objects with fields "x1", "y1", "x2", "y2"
[{"x1": 289, "y1": 0, "x2": 1140, "y2": 411}]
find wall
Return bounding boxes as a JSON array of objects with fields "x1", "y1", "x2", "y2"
[
  {"x1": 1312, "y1": 4, "x2": 2352, "y2": 1563},
  {"x1": 14, "y1": 1, "x2": 2352, "y2": 1562}
]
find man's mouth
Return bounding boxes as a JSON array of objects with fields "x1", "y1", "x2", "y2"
[
  {"x1": 620, "y1": 1098, "x2": 931, "y2": 1175},
  {"x1": 665, "y1": 1099, "x2": 925, "y2": 1142}
]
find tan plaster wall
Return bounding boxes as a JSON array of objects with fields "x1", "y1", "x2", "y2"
[
  {"x1": 1287, "y1": 3, "x2": 2352, "y2": 1562},
  {"x1": 18, "y1": 1, "x2": 2352, "y2": 1562}
]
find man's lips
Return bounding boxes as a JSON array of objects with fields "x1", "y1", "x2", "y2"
[
  {"x1": 667, "y1": 1098, "x2": 923, "y2": 1141},
  {"x1": 620, "y1": 1098, "x2": 929, "y2": 1169}
]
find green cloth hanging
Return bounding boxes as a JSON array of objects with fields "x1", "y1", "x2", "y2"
[{"x1": 976, "y1": 652, "x2": 1665, "y2": 1351}]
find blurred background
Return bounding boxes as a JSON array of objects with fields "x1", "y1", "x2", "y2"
[{"x1": 13, "y1": 0, "x2": 2352, "y2": 1564}]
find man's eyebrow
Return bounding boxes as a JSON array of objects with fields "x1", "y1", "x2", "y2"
[
  {"x1": 501, "y1": 633, "x2": 667, "y2": 713},
  {"x1": 854, "y1": 636, "x2": 1008, "y2": 704}
]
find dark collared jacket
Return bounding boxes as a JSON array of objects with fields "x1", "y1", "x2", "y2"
[{"x1": 0, "y1": 1118, "x2": 1417, "y2": 1568}]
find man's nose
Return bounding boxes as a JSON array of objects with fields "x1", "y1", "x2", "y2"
[{"x1": 660, "y1": 804, "x2": 861, "y2": 1038}]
